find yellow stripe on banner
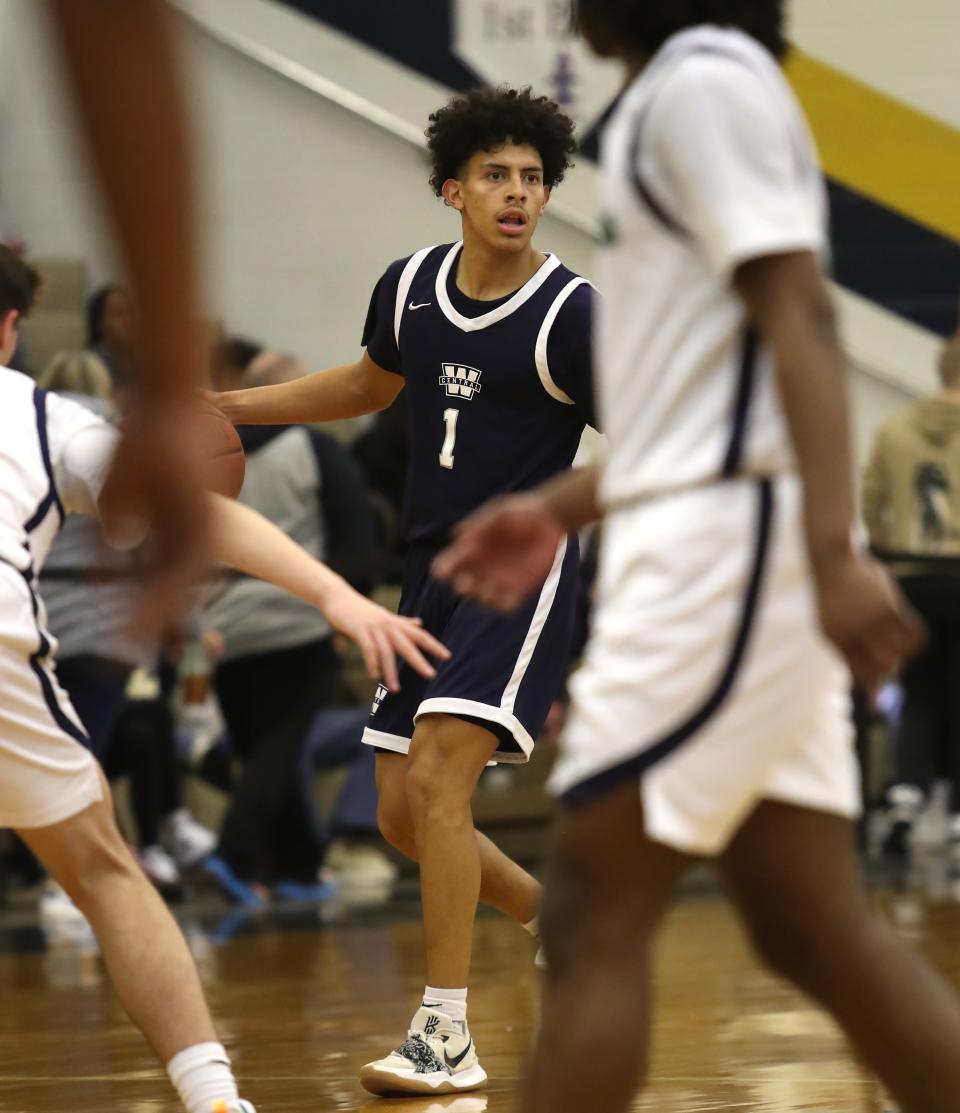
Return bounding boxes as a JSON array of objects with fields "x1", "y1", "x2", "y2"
[{"x1": 786, "y1": 50, "x2": 960, "y2": 243}]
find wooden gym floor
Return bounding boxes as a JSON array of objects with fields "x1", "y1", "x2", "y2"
[{"x1": 0, "y1": 868, "x2": 954, "y2": 1112}]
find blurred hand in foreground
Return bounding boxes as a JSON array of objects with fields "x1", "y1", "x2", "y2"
[
  {"x1": 99, "y1": 405, "x2": 210, "y2": 642},
  {"x1": 813, "y1": 547, "x2": 925, "y2": 694},
  {"x1": 433, "y1": 493, "x2": 565, "y2": 612}
]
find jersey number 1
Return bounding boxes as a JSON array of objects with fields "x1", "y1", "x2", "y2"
[{"x1": 440, "y1": 408, "x2": 459, "y2": 470}]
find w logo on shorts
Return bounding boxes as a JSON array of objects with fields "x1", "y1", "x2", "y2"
[
  {"x1": 439, "y1": 364, "x2": 483, "y2": 399},
  {"x1": 371, "y1": 684, "x2": 388, "y2": 716}
]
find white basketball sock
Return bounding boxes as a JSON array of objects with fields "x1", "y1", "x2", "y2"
[
  {"x1": 422, "y1": 985, "x2": 468, "y2": 1027},
  {"x1": 167, "y1": 1042, "x2": 239, "y2": 1113},
  {"x1": 522, "y1": 915, "x2": 540, "y2": 938}
]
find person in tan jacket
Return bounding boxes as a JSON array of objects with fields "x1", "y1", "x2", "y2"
[{"x1": 863, "y1": 336, "x2": 960, "y2": 856}]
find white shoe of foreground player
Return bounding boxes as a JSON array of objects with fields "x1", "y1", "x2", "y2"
[
  {"x1": 211, "y1": 1100, "x2": 257, "y2": 1113},
  {"x1": 360, "y1": 1006, "x2": 487, "y2": 1096}
]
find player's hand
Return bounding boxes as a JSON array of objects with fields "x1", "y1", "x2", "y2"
[
  {"x1": 321, "y1": 591, "x2": 451, "y2": 692},
  {"x1": 99, "y1": 405, "x2": 210, "y2": 641},
  {"x1": 813, "y1": 548, "x2": 925, "y2": 692},
  {"x1": 433, "y1": 493, "x2": 565, "y2": 612}
]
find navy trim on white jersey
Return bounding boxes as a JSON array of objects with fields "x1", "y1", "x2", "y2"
[
  {"x1": 0, "y1": 554, "x2": 90, "y2": 749},
  {"x1": 561, "y1": 478, "x2": 774, "y2": 808},
  {"x1": 721, "y1": 329, "x2": 759, "y2": 478},
  {"x1": 24, "y1": 388, "x2": 64, "y2": 533},
  {"x1": 626, "y1": 41, "x2": 811, "y2": 239},
  {"x1": 627, "y1": 118, "x2": 688, "y2": 238}
]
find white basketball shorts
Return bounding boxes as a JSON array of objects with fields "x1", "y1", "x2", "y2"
[
  {"x1": 550, "y1": 474, "x2": 859, "y2": 856},
  {"x1": 0, "y1": 562, "x2": 102, "y2": 829}
]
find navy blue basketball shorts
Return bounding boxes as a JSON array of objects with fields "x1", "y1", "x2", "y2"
[{"x1": 362, "y1": 534, "x2": 580, "y2": 763}]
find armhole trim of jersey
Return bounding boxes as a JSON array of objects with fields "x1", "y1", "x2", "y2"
[
  {"x1": 24, "y1": 387, "x2": 65, "y2": 532},
  {"x1": 628, "y1": 43, "x2": 812, "y2": 237},
  {"x1": 535, "y1": 278, "x2": 590, "y2": 406},
  {"x1": 627, "y1": 118, "x2": 688, "y2": 239},
  {"x1": 394, "y1": 246, "x2": 438, "y2": 348},
  {"x1": 721, "y1": 327, "x2": 759, "y2": 478},
  {"x1": 15, "y1": 556, "x2": 90, "y2": 747}
]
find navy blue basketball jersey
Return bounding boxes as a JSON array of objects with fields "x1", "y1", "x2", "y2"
[{"x1": 362, "y1": 242, "x2": 595, "y2": 544}]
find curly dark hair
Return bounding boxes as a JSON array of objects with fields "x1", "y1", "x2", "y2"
[
  {"x1": 425, "y1": 86, "x2": 578, "y2": 197},
  {"x1": 576, "y1": 0, "x2": 787, "y2": 61}
]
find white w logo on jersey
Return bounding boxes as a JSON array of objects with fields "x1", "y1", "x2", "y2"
[
  {"x1": 439, "y1": 364, "x2": 483, "y2": 400},
  {"x1": 371, "y1": 684, "x2": 388, "y2": 716}
]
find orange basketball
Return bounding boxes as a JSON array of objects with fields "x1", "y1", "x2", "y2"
[{"x1": 195, "y1": 400, "x2": 245, "y2": 499}]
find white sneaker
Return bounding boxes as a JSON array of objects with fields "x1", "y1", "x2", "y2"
[
  {"x1": 139, "y1": 845, "x2": 182, "y2": 895},
  {"x1": 324, "y1": 840, "x2": 399, "y2": 887},
  {"x1": 37, "y1": 881, "x2": 87, "y2": 925},
  {"x1": 162, "y1": 807, "x2": 218, "y2": 869},
  {"x1": 211, "y1": 1101, "x2": 257, "y2": 1113},
  {"x1": 360, "y1": 1006, "x2": 487, "y2": 1096}
]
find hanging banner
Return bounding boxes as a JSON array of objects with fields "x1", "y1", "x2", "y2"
[{"x1": 453, "y1": 0, "x2": 622, "y2": 134}]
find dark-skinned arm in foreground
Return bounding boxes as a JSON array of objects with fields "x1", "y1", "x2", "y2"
[
  {"x1": 734, "y1": 250, "x2": 922, "y2": 690},
  {"x1": 46, "y1": 0, "x2": 208, "y2": 636}
]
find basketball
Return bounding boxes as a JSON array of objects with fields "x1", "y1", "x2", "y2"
[{"x1": 195, "y1": 399, "x2": 245, "y2": 498}]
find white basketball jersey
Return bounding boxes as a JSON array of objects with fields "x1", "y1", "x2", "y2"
[
  {"x1": 0, "y1": 368, "x2": 115, "y2": 576},
  {"x1": 596, "y1": 26, "x2": 828, "y2": 507}
]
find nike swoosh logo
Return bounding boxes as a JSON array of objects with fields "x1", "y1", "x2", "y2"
[
  {"x1": 444, "y1": 1040, "x2": 472, "y2": 1070},
  {"x1": 408, "y1": 301, "x2": 432, "y2": 311}
]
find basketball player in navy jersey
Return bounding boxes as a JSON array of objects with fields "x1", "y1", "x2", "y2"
[
  {"x1": 438, "y1": 3, "x2": 960, "y2": 1112},
  {"x1": 216, "y1": 86, "x2": 594, "y2": 1094}
]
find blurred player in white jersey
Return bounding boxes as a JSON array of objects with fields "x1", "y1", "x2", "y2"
[
  {"x1": 436, "y1": 3, "x2": 960, "y2": 1110},
  {"x1": 0, "y1": 247, "x2": 446, "y2": 1113}
]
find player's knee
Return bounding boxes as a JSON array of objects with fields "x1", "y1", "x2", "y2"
[
  {"x1": 53, "y1": 815, "x2": 139, "y2": 913},
  {"x1": 540, "y1": 842, "x2": 613, "y2": 979},
  {"x1": 542, "y1": 837, "x2": 655, "y2": 982},
  {"x1": 406, "y1": 724, "x2": 484, "y2": 821},
  {"x1": 405, "y1": 754, "x2": 471, "y2": 828},
  {"x1": 377, "y1": 796, "x2": 417, "y2": 859}
]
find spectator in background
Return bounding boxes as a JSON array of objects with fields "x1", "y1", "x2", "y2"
[
  {"x1": 863, "y1": 336, "x2": 960, "y2": 856},
  {"x1": 105, "y1": 659, "x2": 216, "y2": 897},
  {"x1": 202, "y1": 341, "x2": 384, "y2": 903},
  {"x1": 85, "y1": 283, "x2": 137, "y2": 389}
]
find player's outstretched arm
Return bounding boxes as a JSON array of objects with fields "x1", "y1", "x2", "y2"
[
  {"x1": 214, "y1": 352, "x2": 403, "y2": 426},
  {"x1": 735, "y1": 251, "x2": 924, "y2": 690},
  {"x1": 433, "y1": 467, "x2": 602, "y2": 612},
  {"x1": 207, "y1": 494, "x2": 449, "y2": 691}
]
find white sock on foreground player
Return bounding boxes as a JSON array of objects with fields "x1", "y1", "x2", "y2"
[{"x1": 167, "y1": 1043, "x2": 240, "y2": 1113}]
